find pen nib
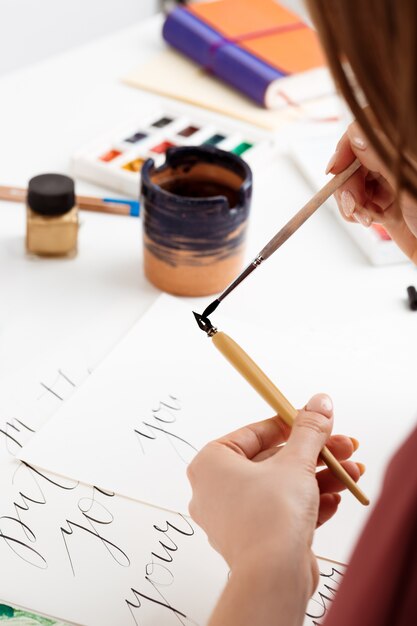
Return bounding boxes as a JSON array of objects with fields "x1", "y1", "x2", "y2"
[{"x1": 192, "y1": 312, "x2": 217, "y2": 336}]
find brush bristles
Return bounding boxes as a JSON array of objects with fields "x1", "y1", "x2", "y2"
[{"x1": 202, "y1": 299, "x2": 220, "y2": 319}]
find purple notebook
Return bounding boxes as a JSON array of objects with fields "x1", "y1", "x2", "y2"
[
  {"x1": 162, "y1": 7, "x2": 285, "y2": 107},
  {"x1": 162, "y1": 6, "x2": 331, "y2": 109}
]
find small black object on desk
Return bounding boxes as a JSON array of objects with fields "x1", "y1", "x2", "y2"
[{"x1": 407, "y1": 286, "x2": 417, "y2": 310}]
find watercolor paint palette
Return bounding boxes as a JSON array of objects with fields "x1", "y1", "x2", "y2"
[{"x1": 72, "y1": 108, "x2": 275, "y2": 197}]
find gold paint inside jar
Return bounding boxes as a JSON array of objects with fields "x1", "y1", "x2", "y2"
[
  {"x1": 26, "y1": 173, "x2": 79, "y2": 258},
  {"x1": 26, "y1": 206, "x2": 78, "y2": 257}
]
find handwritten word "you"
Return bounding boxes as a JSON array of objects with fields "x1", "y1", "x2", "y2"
[{"x1": 134, "y1": 395, "x2": 197, "y2": 464}]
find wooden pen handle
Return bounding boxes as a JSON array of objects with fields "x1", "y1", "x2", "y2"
[{"x1": 212, "y1": 330, "x2": 369, "y2": 506}]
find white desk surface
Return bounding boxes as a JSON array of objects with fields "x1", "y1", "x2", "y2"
[{"x1": 1, "y1": 12, "x2": 417, "y2": 593}]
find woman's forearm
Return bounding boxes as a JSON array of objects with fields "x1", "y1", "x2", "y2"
[{"x1": 208, "y1": 546, "x2": 311, "y2": 626}]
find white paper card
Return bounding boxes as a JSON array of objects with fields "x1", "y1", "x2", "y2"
[
  {"x1": 0, "y1": 348, "x2": 227, "y2": 626},
  {"x1": 19, "y1": 296, "x2": 271, "y2": 514},
  {"x1": 18, "y1": 294, "x2": 417, "y2": 564},
  {"x1": 0, "y1": 316, "x2": 346, "y2": 626}
]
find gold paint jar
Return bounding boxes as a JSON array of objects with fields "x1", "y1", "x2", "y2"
[{"x1": 26, "y1": 174, "x2": 78, "y2": 257}]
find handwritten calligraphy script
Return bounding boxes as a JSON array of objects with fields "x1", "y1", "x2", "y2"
[
  {"x1": 0, "y1": 361, "x2": 227, "y2": 625},
  {"x1": 134, "y1": 395, "x2": 197, "y2": 463},
  {"x1": 18, "y1": 297, "x2": 269, "y2": 513},
  {"x1": 7, "y1": 297, "x2": 349, "y2": 624},
  {"x1": 305, "y1": 562, "x2": 346, "y2": 625}
]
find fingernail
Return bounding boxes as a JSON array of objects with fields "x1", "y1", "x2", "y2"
[
  {"x1": 353, "y1": 211, "x2": 372, "y2": 227},
  {"x1": 325, "y1": 151, "x2": 337, "y2": 174},
  {"x1": 341, "y1": 190, "x2": 356, "y2": 217},
  {"x1": 350, "y1": 437, "x2": 360, "y2": 451},
  {"x1": 351, "y1": 135, "x2": 367, "y2": 150},
  {"x1": 320, "y1": 396, "x2": 333, "y2": 414},
  {"x1": 356, "y1": 462, "x2": 366, "y2": 475},
  {"x1": 306, "y1": 394, "x2": 333, "y2": 417}
]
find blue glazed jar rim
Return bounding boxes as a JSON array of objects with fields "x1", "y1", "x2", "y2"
[{"x1": 141, "y1": 145, "x2": 252, "y2": 210}]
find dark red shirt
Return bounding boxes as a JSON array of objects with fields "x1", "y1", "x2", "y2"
[{"x1": 324, "y1": 425, "x2": 417, "y2": 625}]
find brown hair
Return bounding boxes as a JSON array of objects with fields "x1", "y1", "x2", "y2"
[{"x1": 306, "y1": 0, "x2": 417, "y2": 199}]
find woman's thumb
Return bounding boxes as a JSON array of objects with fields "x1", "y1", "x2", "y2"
[{"x1": 285, "y1": 394, "x2": 333, "y2": 464}]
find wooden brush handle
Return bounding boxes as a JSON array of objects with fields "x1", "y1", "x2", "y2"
[
  {"x1": 0, "y1": 185, "x2": 26, "y2": 202},
  {"x1": 212, "y1": 330, "x2": 369, "y2": 506},
  {"x1": 260, "y1": 159, "x2": 361, "y2": 261}
]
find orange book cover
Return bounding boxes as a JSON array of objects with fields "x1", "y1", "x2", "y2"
[{"x1": 189, "y1": 0, "x2": 326, "y2": 74}]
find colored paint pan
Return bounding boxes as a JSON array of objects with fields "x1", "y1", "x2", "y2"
[
  {"x1": 72, "y1": 107, "x2": 273, "y2": 199},
  {"x1": 178, "y1": 125, "x2": 200, "y2": 138},
  {"x1": 151, "y1": 116, "x2": 173, "y2": 128},
  {"x1": 203, "y1": 134, "x2": 226, "y2": 146},
  {"x1": 150, "y1": 141, "x2": 176, "y2": 154},
  {"x1": 99, "y1": 149, "x2": 122, "y2": 162},
  {"x1": 231, "y1": 141, "x2": 253, "y2": 155},
  {"x1": 122, "y1": 158, "x2": 146, "y2": 172},
  {"x1": 124, "y1": 131, "x2": 147, "y2": 144}
]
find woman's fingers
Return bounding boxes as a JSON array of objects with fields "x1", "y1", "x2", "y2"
[
  {"x1": 213, "y1": 415, "x2": 289, "y2": 460},
  {"x1": 335, "y1": 169, "x2": 394, "y2": 226},
  {"x1": 329, "y1": 122, "x2": 391, "y2": 178},
  {"x1": 316, "y1": 463, "x2": 365, "y2": 527},
  {"x1": 284, "y1": 394, "x2": 333, "y2": 466},
  {"x1": 325, "y1": 131, "x2": 355, "y2": 174},
  {"x1": 317, "y1": 434, "x2": 358, "y2": 465},
  {"x1": 317, "y1": 493, "x2": 342, "y2": 527},
  {"x1": 327, "y1": 121, "x2": 396, "y2": 228},
  {"x1": 252, "y1": 434, "x2": 358, "y2": 464},
  {"x1": 316, "y1": 460, "x2": 364, "y2": 494},
  {"x1": 327, "y1": 131, "x2": 374, "y2": 226},
  {"x1": 252, "y1": 446, "x2": 282, "y2": 462},
  {"x1": 335, "y1": 169, "x2": 373, "y2": 226}
]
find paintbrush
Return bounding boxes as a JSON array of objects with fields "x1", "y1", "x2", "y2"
[
  {"x1": 203, "y1": 159, "x2": 361, "y2": 318},
  {"x1": 0, "y1": 185, "x2": 140, "y2": 217},
  {"x1": 193, "y1": 312, "x2": 369, "y2": 506}
]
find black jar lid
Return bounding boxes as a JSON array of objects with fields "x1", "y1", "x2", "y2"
[{"x1": 28, "y1": 173, "x2": 76, "y2": 216}]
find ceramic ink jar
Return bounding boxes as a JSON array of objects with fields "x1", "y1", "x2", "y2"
[
  {"x1": 26, "y1": 173, "x2": 78, "y2": 257},
  {"x1": 140, "y1": 146, "x2": 252, "y2": 296}
]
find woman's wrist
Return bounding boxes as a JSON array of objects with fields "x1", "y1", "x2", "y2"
[
  {"x1": 208, "y1": 542, "x2": 312, "y2": 626},
  {"x1": 231, "y1": 539, "x2": 313, "y2": 600}
]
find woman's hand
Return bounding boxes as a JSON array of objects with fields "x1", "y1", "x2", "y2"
[
  {"x1": 326, "y1": 121, "x2": 417, "y2": 263},
  {"x1": 187, "y1": 394, "x2": 363, "y2": 600}
]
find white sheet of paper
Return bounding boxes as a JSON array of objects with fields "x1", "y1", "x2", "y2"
[
  {"x1": 18, "y1": 294, "x2": 417, "y2": 564},
  {"x1": 19, "y1": 295, "x2": 271, "y2": 514},
  {"x1": 0, "y1": 317, "x2": 344, "y2": 626},
  {"x1": 0, "y1": 344, "x2": 228, "y2": 626},
  {"x1": 124, "y1": 49, "x2": 340, "y2": 131}
]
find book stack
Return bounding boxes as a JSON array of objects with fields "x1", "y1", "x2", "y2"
[{"x1": 163, "y1": 0, "x2": 331, "y2": 109}]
